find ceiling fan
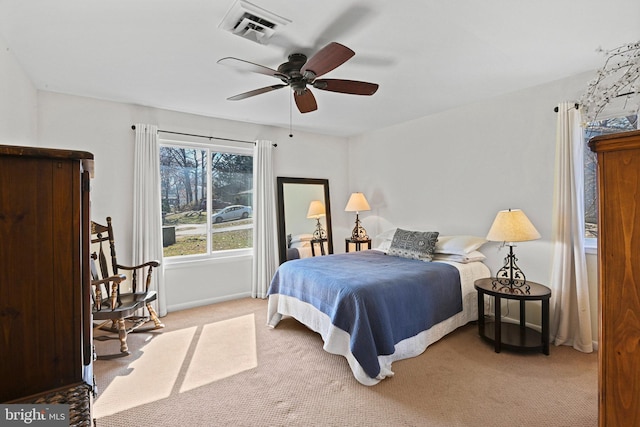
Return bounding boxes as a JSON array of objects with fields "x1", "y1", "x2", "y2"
[{"x1": 217, "y1": 42, "x2": 379, "y2": 113}]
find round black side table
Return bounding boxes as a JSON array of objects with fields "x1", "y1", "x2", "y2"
[{"x1": 474, "y1": 277, "x2": 551, "y2": 355}]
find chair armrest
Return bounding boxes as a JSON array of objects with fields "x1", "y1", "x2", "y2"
[
  {"x1": 91, "y1": 274, "x2": 126, "y2": 286},
  {"x1": 116, "y1": 260, "x2": 161, "y2": 270},
  {"x1": 114, "y1": 261, "x2": 160, "y2": 293}
]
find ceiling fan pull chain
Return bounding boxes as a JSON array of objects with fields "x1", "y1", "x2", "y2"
[{"x1": 289, "y1": 90, "x2": 293, "y2": 138}]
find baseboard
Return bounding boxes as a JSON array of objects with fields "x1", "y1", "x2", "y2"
[
  {"x1": 502, "y1": 316, "x2": 599, "y2": 351},
  {"x1": 167, "y1": 292, "x2": 253, "y2": 312}
]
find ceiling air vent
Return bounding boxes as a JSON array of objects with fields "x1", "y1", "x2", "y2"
[{"x1": 219, "y1": 0, "x2": 291, "y2": 45}]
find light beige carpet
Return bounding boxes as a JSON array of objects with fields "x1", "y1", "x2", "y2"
[{"x1": 93, "y1": 298, "x2": 597, "y2": 427}]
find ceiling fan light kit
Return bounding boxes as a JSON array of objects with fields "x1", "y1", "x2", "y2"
[{"x1": 218, "y1": 42, "x2": 379, "y2": 114}]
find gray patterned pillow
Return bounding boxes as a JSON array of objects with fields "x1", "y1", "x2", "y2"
[{"x1": 388, "y1": 229, "x2": 439, "y2": 261}]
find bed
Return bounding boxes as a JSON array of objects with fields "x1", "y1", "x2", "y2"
[{"x1": 267, "y1": 244, "x2": 491, "y2": 386}]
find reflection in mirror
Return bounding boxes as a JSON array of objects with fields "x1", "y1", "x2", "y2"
[{"x1": 277, "y1": 177, "x2": 333, "y2": 264}]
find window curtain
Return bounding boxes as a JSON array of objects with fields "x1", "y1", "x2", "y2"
[
  {"x1": 133, "y1": 123, "x2": 167, "y2": 317},
  {"x1": 252, "y1": 140, "x2": 279, "y2": 298},
  {"x1": 549, "y1": 102, "x2": 593, "y2": 352}
]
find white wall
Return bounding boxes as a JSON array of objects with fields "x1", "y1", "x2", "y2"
[
  {"x1": 34, "y1": 91, "x2": 349, "y2": 311},
  {"x1": 0, "y1": 33, "x2": 37, "y2": 144},
  {"x1": 348, "y1": 71, "x2": 599, "y2": 343}
]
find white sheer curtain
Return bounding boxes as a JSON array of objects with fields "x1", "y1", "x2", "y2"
[
  {"x1": 133, "y1": 123, "x2": 167, "y2": 316},
  {"x1": 550, "y1": 102, "x2": 593, "y2": 352},
  {"x1": 252, "y1": 140, "x2": 279, "y2": 298}
]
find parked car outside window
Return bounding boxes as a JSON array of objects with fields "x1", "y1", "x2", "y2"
[{"x1": 211, "y1": 205, "x2": 252, "y2": 223}]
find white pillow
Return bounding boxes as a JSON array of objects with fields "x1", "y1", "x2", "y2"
[
  {"x1": 376, "y1": 228, "x2": 397, "y2": 241},
  {"x1": 435, "y1": 235, "x2": 488, "y2": 255},
  {"x1": 374, "y1": 228, "x2": 397, "y2": 252},
  {"x1": 433, "y1": 250, "x2": 486, "y2": 263},
  {"x1": 290, "y1": 233, "x2": 314, "y2": 243},
  {"x1": 290, "y1": 240, "x2": 311, "y2": 249}
]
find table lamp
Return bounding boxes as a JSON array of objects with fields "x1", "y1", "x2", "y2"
[
  {"x1": 307, "y1": 200, "x2": 327, "y2": 239},
  {"x1": 486, "y1": 208, "x2": 541, "y2": 293},
  {"x1": 345, "y1": 192, "x2": 371, "y2": 241}
]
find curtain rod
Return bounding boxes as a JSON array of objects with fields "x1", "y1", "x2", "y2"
[
  {"x1": 130, "y1": 125, "x2": 276, "y2": 146},
  {"x1": 553, "y1": 103, "x2": 580, "y2": 113},
  {"x1": 554, "y1": 91, "x2": 639, "y2": 112}
]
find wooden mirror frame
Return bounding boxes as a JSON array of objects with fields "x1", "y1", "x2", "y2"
[{"x1": 276, "y1": 177, "x2": 333, "y2": 264}]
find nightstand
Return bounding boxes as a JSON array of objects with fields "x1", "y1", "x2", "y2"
[
  {"x1": 345, "y1": 238, "x2": 371, "y2": 252},
  {"x1": 474, "y1": 277, "x2": 551, "y2": 355},
  {"x1": 310, "y1": 238, "x2": 327, "y2": 256}
]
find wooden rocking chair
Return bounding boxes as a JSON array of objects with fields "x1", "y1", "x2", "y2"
[{"x1": 90, "y1": 217, "x2": 164, "y2": 357}]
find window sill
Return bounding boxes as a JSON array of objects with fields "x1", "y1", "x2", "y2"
[
  {"x1": 163, "y1": 250, "x2": 252, "y2": 269},
  {"x1": 584, "y1": 238, "x2": 597, "y2": 255}
]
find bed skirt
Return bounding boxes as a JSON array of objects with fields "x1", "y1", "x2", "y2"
[{"x1": 267, "y1": 273, "x2": 483, "y2": 386}]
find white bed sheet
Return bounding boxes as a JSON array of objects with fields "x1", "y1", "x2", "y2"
[
  {"x1": 290, "y1": 242, "x2": 329, "y2": 259},
  {"x1": 267, "y1": 257, "x2": 491, "y2": 385}
]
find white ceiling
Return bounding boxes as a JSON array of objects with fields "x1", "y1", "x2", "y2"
[{"x1": 0, "y1": 0, "x2": 638, "y2": 137}]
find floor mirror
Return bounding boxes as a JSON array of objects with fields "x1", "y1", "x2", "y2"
[{"x1": 276, "y1": 177, "x2": 333, "y2": 264}]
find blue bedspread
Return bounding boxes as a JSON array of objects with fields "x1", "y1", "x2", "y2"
[{"x1": 267, "y1": 250, "x2": 462, "y2": 379}]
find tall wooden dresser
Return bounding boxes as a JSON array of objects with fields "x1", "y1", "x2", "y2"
[
  {"x1": 0, "y1": 145, "x2": 94, "y2": 410},
  {"x1": 589, "y1": 129, "x2": 640, "y2": 427}
]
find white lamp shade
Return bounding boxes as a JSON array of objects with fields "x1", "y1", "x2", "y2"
[
  {"x1": 345, "y1": 192, "x2": 371, "y2": 212},
  {"x1": 486, "y1": 209, "x2": 541, "y2": 242},
  {"x1": 306, "y1": 200, "x2": 326, "y2": 219}
]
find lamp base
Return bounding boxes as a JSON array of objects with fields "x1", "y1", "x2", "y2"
[
  {"x1": 492, "y1": 245, "x2": 530, "y2": 294},
  {"x1": 313, "y1": 218, "x2": 327, "y2": 240},
  {"x1": 350, "y1": 213, "x2": 369, "y2": 241}
]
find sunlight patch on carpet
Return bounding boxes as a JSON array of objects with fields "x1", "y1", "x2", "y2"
[
  {"x1": 94, "y1": 327, "x2": 196, "y2": 419},
  {"x1": 180, "y1": 313, "x2": 257, "y2": 393}
]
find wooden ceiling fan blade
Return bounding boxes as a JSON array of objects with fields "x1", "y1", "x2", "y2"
[
  {"x1": 227, "y1": 84, "x2": 287, "y2": 101},
  {"x1": 313, "y1": 79, "x2": 379, "y2": 95},
  {"x1": 301, "y1": 42, "x2": 355, "y2": 78},
  {"x1": 217, "y1": 57, "x2": 284, "y2": 78},
  {"x1": 294, "y1": 90, "x2": 318, "y2": 113}
]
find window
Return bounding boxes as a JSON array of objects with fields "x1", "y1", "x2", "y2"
[
  {"x1": 584, "y1": 114, "x2": 638, "y2": 241},
  {"x1": 159, "y1": 141, "x2": 253, "y2": 258}
]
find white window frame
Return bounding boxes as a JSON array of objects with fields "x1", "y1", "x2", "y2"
[
  {"x1": 160, "y1": 138, "x2": 254, "y2": 264},
  {"x1": 584, "y1": 239, "x2": 597, "y2": 255},
  {"x1": 583, "y1": 113, "x2": 639, "y2": 254}
]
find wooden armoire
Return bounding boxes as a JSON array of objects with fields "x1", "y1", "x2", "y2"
[
  {"x1": 589, "y1": 129, "x2": 640, "y2": 427},
  {"x1": 0, "y1": 145, "x2": 94, "y2": 404}
]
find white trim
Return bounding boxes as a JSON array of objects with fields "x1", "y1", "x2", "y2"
[
  {"x1": 167, "y1": 292, "x2": 252, "y2": 312},
  {"x1": 163, "y1": 250, "x2": 252, "y2": 267},
  {"x1": 159, "y1": 137, "x2": 254, "y2": 156},
  {"x1": 584, "y1": 237, "x2": 597, "y2": 255},
  {"x1": 159, "y1": 138, "x2": 254, "y2": 261}
]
